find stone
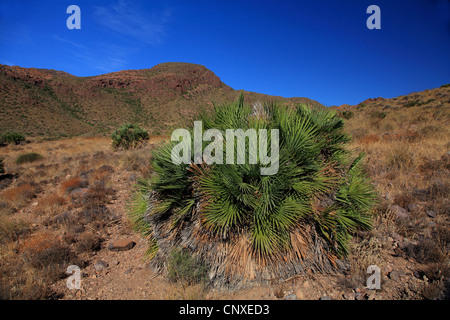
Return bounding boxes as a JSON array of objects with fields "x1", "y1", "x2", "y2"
[
  {"x1": 94, "y1": 260, "x2": 108, "y2": 272},
  {"x1": 284, "y1": 294, "x2": 298, "y2": 300},
  {"x1": 389, "y1": 205, "x2": 410, "y2": 220},
  {"x1": 426, "y1": 210, "x2": 436, "y2": 218},
  {"x1": 108, "y1": 238, "x2": 135, "y2": 251},
  {"x1": 319, "y1": 295, "x2": 332, "y2": 300},
  {"x1": 110, "y1": 259, "x2": 120, "y2": 266},
  {"x1": 124, "y1": 268, "x2": 133, "y2": 275},
  {"x1": 388, "y1": 270, "x2": 405, "y2": 281}
]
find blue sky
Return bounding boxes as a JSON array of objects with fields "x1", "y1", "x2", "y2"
[{"x1": 0, "y1": 0, "x2": 449, "y2": 106}]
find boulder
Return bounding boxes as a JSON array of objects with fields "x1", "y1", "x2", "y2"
[{"x1": 108, "y1": 238, "x2": 135, "y2": 251}]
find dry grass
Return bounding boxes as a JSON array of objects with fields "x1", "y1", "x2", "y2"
[
  {"x1": 338, "y1": 86, "x2": 450, "y2": 299},
  {"x1": 35, "y1": 194, "x2": 67, "y2": 218},
  {"x1": 1, "y1": 182, "x2": 40, "y2": 208},
  {"x1": 0, "y1": 213, "x2": 29, "y2": 243},
  {"x1": 0, "y1": 135, "x2": 167, "y2": 299}
]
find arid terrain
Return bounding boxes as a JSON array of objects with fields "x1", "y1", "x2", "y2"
[{"x1": 0, "y1": 64, "x2": 449, "y2": 300}]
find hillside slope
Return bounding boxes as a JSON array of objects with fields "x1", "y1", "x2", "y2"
[{"x1": 0, "y1": 63, "x2": 324, "y2": 137}]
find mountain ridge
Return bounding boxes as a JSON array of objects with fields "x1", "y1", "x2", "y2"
[{"x1": 0, "y1": 62, "x2": 324, "y2": 137}]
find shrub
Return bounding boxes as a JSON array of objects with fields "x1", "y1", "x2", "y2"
[
  {"x1": 0, "y1": 132, "x2": 25, "y2": 145},
  {"x1": 0, "y1": 214, "x2": 29, "y2": 243},
  {"x1": 0, "y1": 157, "x2": 4, "y2": 174},
  {"x1": 111, "y1": 123, "x2": 149, "y2": 149},
  {"x1": 404, "y1": 101, "x2": 419, "y2": 107},
  {"x1": 370, "y1": 111, "x2": 386, "y2": 119},
  {"x1": 61, "y1": 177, "x2": 86, "y2": 194},
  {"x1": 129, "y1": 96, "x2": 377, "y2": 285},
  {"x1": 340, "y1": 110, "x2": 354, "y2": 120},
  {"x1": 2, "y1": 182, "x2": 39, "y2": 204},
  {"x1": 167, "y1": 248, "x2": 209, "y2": 284},
  {"x1": 75, "y1": 231, "x2": 102, "y2": 254},
  {"x1": 15, "y1": 152, "x2": 43, "y2": 164}
]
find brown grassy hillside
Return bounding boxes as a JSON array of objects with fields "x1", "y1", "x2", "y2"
[
  {"x1": 331, "y1": 85, "x2": 450, "y2": 299},
  {"x1": 0, "y1": 63, "x2": 324, "y2": 137}
]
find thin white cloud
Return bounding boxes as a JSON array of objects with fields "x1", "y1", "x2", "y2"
[
  {"x1": 73, "y1": 49, "x2": 128, "y2": 74},
  {"x1": 93, "y1": 0, "x2": 171, "y2": 45},
  {"x1": 53, "y1": 35, "x2": 86, "y2": 49}
]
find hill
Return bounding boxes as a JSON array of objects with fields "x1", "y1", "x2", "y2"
[{"x1": 0, "y1": 63, "x2": 324, "y2": 137}]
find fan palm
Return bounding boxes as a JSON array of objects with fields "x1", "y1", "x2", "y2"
[{"x1": 129, "y1": 96, "x2": 377, "y2": 286}]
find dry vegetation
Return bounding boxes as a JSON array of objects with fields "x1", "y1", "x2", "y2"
[
  {"x1": 0, "y1": 136, "x2": 159, "y2": 299},
  {"x1": 336, "y1": 85, "x2": 450, "y2": 299}
]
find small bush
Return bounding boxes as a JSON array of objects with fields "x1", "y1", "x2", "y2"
[
  {"x1": 2, "y1": 182, "x2": 40, "y2": 204},
  {"x1": 340, "y1": 110, "x2": 354, "y2": 120},
  {"x1": 75, "y1": 231, "x2": 102, "y2": 253},
  {"x1": 370, "y1": 111, "x2": 387, "y2": 119},
  {"x1": 111, "y1": 123, "x2": 149, "y2": 149},
  {"x1": 15, "y1": 153, "x2": 43, "y2": 164},
  {"x1": 0, "y1": 157, "x2": 4, "y2": 174},
  {"x1": 404, "y1": 240, "x2": 444, "y2": 264},
  {"x1": 0, "y1": 214, "x2": 29, "y2": 243},
  {"x1": 404, "y1": 101, "x2": 419, "y2": 107},
  {"x1": 61, "y1": 177, "x2": 87, "y2": 194},
  {"x1": 167, "y1": 248, "x2": 209, "y2": 284},
  {"x1": 0, "y1": 132, "x2": 25, "y2": 145}
]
